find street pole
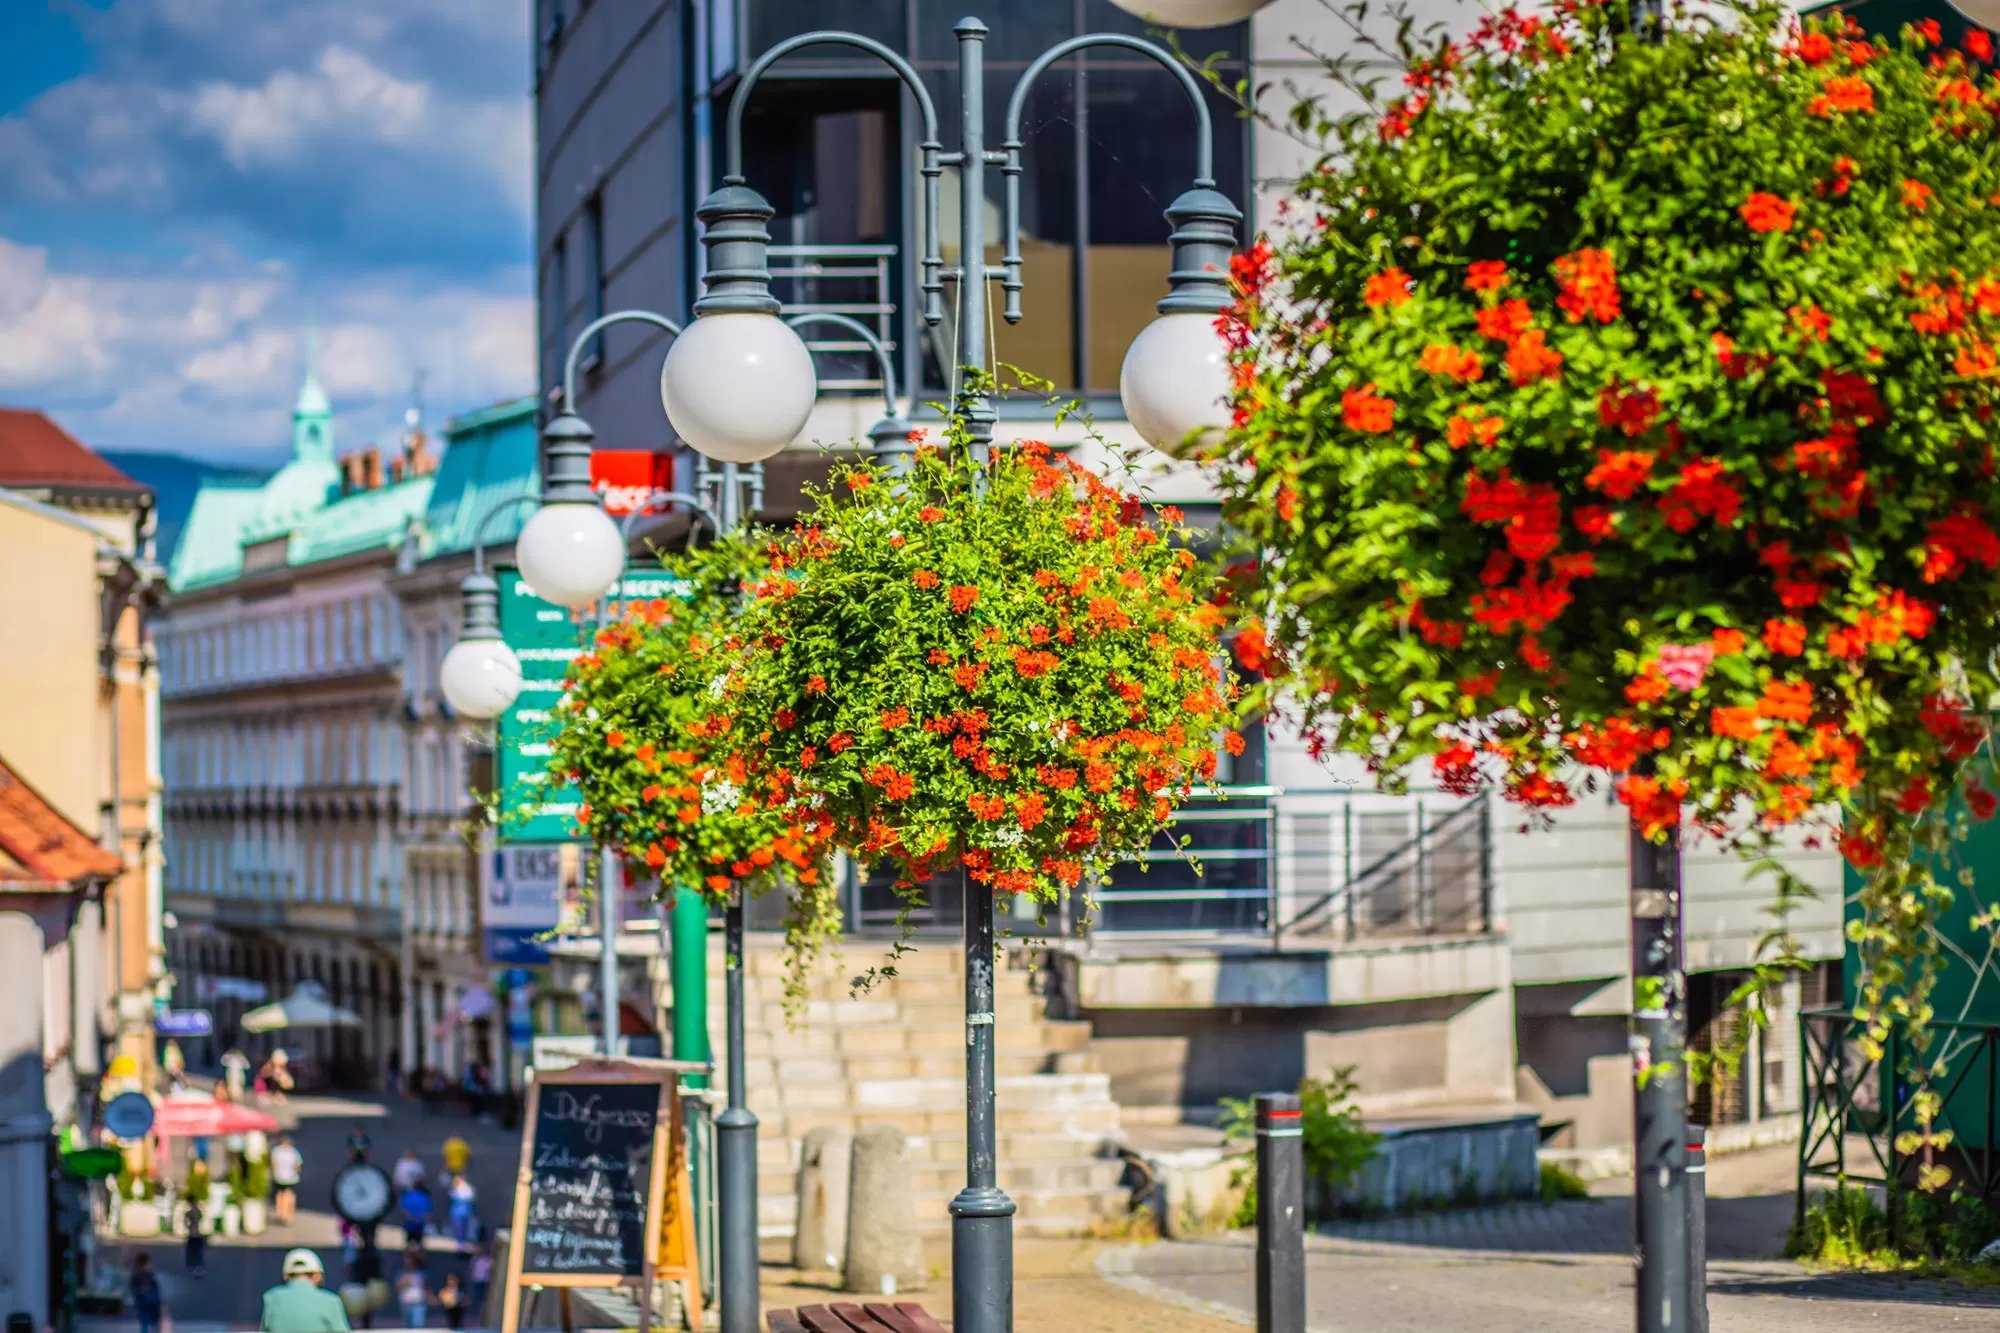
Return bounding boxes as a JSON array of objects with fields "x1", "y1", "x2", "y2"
[
  {"x1": 1253, "y1": 1093, "x2": 1306, "y2": 1333},
  {"x1": 1630, "y1": 807, "x2": 1688, "y2": 1333},
  {"x1": 669, "y1": 892, "x2": 711, "y2": 1087},
  {"x1": 706, "y1": 459, "x2": 761, "y2": 1333},
  {"x1": 600, "y1": 843, "x2": 621, "y2": 1058}
]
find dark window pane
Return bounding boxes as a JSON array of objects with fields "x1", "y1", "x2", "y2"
[
  {"x1": 748, "y1": 0, "x2": 907, "y2": 55},
  {"x1": 1082, "y1": 67, "x2": 1245, "y2": 391},
  {"x1": 920, "y1": 66, "x2": 1080, "y2": 393},
  {"x1": 743, "y1": 80, "x2": 907, "y2": 397},
  {"x1": 915, "y1": 0, "x2": 1081, "y2": 63}
]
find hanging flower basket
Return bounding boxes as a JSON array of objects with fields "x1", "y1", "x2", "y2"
[
  {"x1": 1220, "y1": 1, "x2": 2000, "y2": 1073},
  {"x1": 549, "y1": 534, "x2": 831, "y2": 904},
  {"x1": 734, "y1": 422, "x2": 1239, "y2": 904}
]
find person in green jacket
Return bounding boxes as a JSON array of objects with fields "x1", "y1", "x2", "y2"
[{"x1": 261, "y1": 1249, "x2": 351, "y2": 1333}]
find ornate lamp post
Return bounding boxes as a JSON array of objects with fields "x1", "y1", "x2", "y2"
[{"x1": 668, "y1": 18, "x2": 1238, "y2": 1332}]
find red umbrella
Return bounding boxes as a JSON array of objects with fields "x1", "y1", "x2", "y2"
[{"x1": 152, "y1": 1097, "x2": 280, "y2": 1138}]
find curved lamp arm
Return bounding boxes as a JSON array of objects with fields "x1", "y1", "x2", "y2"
[
  {"x1": 783, "y1": 312, "x2": 900, "y2": 419},
  {"x1": 602, "y1": 490, "x2": 726, "y2": 626},
  {"x1": 722, "y1": 33, "x2": 945, "y2": 327},
  {"x1": 469, "y1": 494, "x2": 544, "y2": 579},
  {"x1": 1000, "y1": 35, "x2": 1217, "y2": 324},
  {"x1": 562, "y1": 309, "x2": 685, "y2": 410}
]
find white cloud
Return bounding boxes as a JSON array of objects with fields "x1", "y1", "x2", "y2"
[
  {"x1": 188, "y1": 46, "x2": 433, "y2": 171},
  {"x1": 0, "y1": 236, "x2": 532, "y2": 457}
]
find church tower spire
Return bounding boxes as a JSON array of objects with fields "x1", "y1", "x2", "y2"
[{"x1": 293, "y1": 331, "x2": 333, "y2": 462}]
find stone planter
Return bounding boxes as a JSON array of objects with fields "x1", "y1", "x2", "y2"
[
  {"x1": 220, "y1": 1203, "x2": 241, "y2": 1237},
  {"x1": 118, "y1": 1202, "x2": 160, "y2": 1237},
  {"x1": 241, "y1": 1198, "x2": 268, "y2": 1235}
]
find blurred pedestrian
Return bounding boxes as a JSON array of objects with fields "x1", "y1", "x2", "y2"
[
  {"x1": 400, "y1": 1182, "x2": 434, "y2": 1248},
  {"x1": 260, "y1": 1249, "x2": 349, "y2": 1333},
  {"x1": 339, "y1": 1219, "x2": 360, "y2": 1277},
  {"x1": 467, "y1": 1241, "x2": 492, "y2": 1316},
  {"x1": 221, "y1": 1047, "x2": 251, "y2": 1101},
  {"x1": 395, "y1": 1254, "x2": 429, "y2": 1329},
  {"x1": 446, "y1": 1175, "x2": 476, "y2": 1248},
  {"x1": 393, "y1": 1148, "x2": 426, "y2": 1193},
  {"x1": 128, "y1": 1254, "x2": 163, "y2": 1333},
  {"x1": 271, "y1": 1134, "x2": 303, "y2": 1225},
  {"x1": 345, "y1": 1123, "x2": 372, "y2": 1163},
  {"x1": 435, "y1": 1272, "x2": 465, "y2": 1332},
  {"x1": 182, "y1": 1196, "x2": 207, "y2": 1277}
]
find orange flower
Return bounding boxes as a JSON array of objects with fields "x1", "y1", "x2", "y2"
[
  {"x1": 606, "y1": 729, "x2": 627, "y2": 749},
  {"x1": 1710, "y1": 706, "x2": 1760, "y2": 741},
  {"x1": 1015, "y1": 793, "x2": 1050, "y2": 830},
  {"x1": 1419, "y1": 342, "x2": 1484, "y2": 383},
  {"x1": 948, "y1": 584, "x2": 980, "y2": 613},
  {"x1": 1475, "y1": 299, "x2": 1534, "y2": 343},
  {"x1": 912, "y1": 569, "x2": 940, "y2": 589},
  {"x1": 1504, "y1": 329, "x2": 1564, "y2": 384},
  {"x1": 1901, "y1": 178, "x2": 1932, "y2": 211},
  {"x1": 1711, "y1": 627, "x2": 1746, "y2": 656},
  {"x1": 880, "y1": 706, "x2": 909, "y2": 729},
  {"x1": 1446, "y1": 410, "x2": 1503, "y2": 450},
  {"x1": 1553, "y1": 248, "x2": 1620, "y2": 324},
  {"x1": 1465, "y1": 260, "x2": 1509, "y2": 293},
  {"x1": 1341, "y1": 386, "x2": 1397, "y2": 433},
  {"x1": 1363, "y1": 266, "x2": 1413, "y2": 308},
  {"x1": 1807, "y1": 75, "x2": 1875, "y2": 117},
  {"x1": 1739, "y1": 192, "x2": 1796, "y2": 233}
]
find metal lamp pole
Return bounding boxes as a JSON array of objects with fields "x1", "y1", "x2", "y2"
[
  {"x1": 700, "y1": 18, "x2": 1237, "y2": 1331},
  {"x1": 548, "y1": 305, "x2": 904, "y2": 1333}
]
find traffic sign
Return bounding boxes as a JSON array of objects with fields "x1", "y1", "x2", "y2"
[
  {"x1": 103, "y1": 1092, "x2": 156, "y2": 1141},
  {"x1": 154, "y1": 1008, "x2": 213, "y2": 1038},
  {"x1": 494, "y1": 569, "x2": 694, "y2": 842}
]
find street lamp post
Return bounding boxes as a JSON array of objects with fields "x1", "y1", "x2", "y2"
[{"x1": 668, "y1": 19, "x2": 1238, "y2": 1332}]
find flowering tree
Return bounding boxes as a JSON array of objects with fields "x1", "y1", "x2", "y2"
[
  {"x1": 1219, "y1": 0, "x2": 2000, "y2": 1109},
  {"x1": 548, "y1": 535, "x2": 836, "y2": 993},
  {"x1": 732, "y1": 418, "x2": 1240, "y2": 914}
]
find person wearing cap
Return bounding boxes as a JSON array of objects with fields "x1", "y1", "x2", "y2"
[{"x1": 260, "y1": 1249, "x2": 351, "y2": 1333}]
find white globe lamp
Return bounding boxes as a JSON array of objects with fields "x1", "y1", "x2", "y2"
[
  {"x1": 1124, "y1": 185, "x2": 1245, "y2": 460},
  {"x1": 439, "y1": 572, "x2": 524, "y2": 722},
  {"x1": 1108, "y1": 0, "x2": 1276, "y2": 27},
  {"x1": 515, "y1": 500, "x2": 625, "y2": 610},
  {"x1": 1121, "y1": 312, "x2": 1231, "y2": 458},
  {"x1": 440, "y1": 635, "x2": 523, "y2": 722},
  {"x1": 660, "y1": 311, "x2": 817, "y2": 463}
]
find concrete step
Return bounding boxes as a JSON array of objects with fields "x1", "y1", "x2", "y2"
[
  {"x1": 742, "y1": 1047, "x2": 1095, "y2": 1088},
  {"x1": 755, "y1": 1171, "x2": 1127, "y2": 1238},
  {"x1": 753, "y1": 1103, "x2": 1122, "y2": 1154},
  {"x1": 738, "y1": 1019, "x2": 1091, "y2": 1059}
]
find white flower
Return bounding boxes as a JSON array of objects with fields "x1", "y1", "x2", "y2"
[
  {"x1": 703, "y1": 779, "x2": 742, "y2": 814},
  {"x1": 707, "y1": 674, "x2": 728, "y2": 699}
]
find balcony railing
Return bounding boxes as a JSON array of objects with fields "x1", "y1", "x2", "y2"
[
  {"x1": 768, "y1": 243, "x2": 898, "y2": 395},
  {"x1": 833, "y1": 787, "x2": 1494, "y2": 944}
]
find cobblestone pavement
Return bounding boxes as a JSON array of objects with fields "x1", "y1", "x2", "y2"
[{"x1": 1107, "y1": 1144, "x2": 2000, "y2": 1332}]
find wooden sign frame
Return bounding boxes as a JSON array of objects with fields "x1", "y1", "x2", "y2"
[{"x1": 499, "y1": 1058, "x2": 705, "y2": 1333}]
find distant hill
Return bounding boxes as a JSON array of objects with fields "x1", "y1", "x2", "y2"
[{"x1": 101, "y1": 450, "x2": 272, "y2": 565}]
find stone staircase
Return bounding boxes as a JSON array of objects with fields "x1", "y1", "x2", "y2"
[{"x1": 708, "y1": 937, "x2": 1129, "y2": 1239}]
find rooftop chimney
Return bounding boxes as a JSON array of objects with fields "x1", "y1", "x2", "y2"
[{"x1": 361, "y1": 447, "x2": 384, "y2": 491}]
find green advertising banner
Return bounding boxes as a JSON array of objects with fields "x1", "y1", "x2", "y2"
[{"x1": 495, "y1": 569, "x2": 695, "y2": 843}]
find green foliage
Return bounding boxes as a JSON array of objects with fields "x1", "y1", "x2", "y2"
[
  {"x1": 242, "y1": 1156, "x2": 270, "y2": 1203},
  {"x1": 551, "y1": 532, "x2": 830, "y2": 905},
  {"x1": 1220, "y1": 0, "x2": 2000, "y2": 1178},
  {"x1": 1788, "y1": 1182, "x2": 1998, "y2": 1275},
  {"x1": 1538, "y1": 1161, "x2": 1592, "y2": 1204},
  {"x1": 734, "y1": 399, "x2": 1236, "y2": 904},
  {"x1": 1220, "y1": 1065, "x2": 1381, "y2": 1225}
]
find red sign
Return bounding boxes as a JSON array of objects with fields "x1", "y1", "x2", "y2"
[{"x1": 589, "y1": 450, "x2": 675, "y2": 516}]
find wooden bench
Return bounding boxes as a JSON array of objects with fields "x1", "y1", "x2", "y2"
[{"x1": 766, "y1": 1303, "x2": 945, "y2": 1332}]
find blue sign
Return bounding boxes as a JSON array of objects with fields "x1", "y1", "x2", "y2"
[
  {"x1": 103, "y1": 1092, "x2": 155, "y2": 1141},
  {"x1": 154, "y1": 1009, "x2": 213, "y2": 1038},
  {"x1": 484, "y1": 845, "x2": 566, "y2": 965}
]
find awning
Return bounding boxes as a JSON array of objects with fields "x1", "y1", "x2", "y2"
[{"x1": 152, "y1": 1097, "x2": 280, "y2": 1138}]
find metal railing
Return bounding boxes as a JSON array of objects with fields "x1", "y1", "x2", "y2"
[
  {"x1": 1798, "y1": 1005, "x2": 2000, "y2": 1235},
  {"x1": 768, "y1": 243, "x2": 898, "y2": 395},
  {"x1": 835, "y1": 787, "x2": 1494, "y2": 944}
]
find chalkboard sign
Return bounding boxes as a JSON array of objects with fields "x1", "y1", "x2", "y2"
[
  {"x1": 499, "y1": 1058, "x2": 706, "y2": 1333},
  {"x1": 520, "y1": 1079, "x2": 659, "y2": 1278}
]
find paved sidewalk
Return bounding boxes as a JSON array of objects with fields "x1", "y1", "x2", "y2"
[{"x1": 1108, "y1": 1144, "x2": 2000, "y2": 1332}]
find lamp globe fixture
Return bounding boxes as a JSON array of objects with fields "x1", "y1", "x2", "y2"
[
  {"x1": 1949, "y1": 0, "x2": 2000, "y2": 27},
  {"x1": 515, "y1": 500, "x2": 626, "y2": 610},
  {"x1": 1107, "y1": 0, "x2": 1276, "y2": 27},
  {"x1": 659, "y1": 312, "x2": 817, "y2": 463},
  {"x1": 439, "y1": 636, "x2": 523, "y2": 721},
  {"x1": 1120, "y1": 312, "x2": 1231, "y2": 458}
]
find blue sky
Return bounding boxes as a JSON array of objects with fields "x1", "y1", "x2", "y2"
[{"x1": 0, "y1": 1, "x2": 533, "y2": 463}]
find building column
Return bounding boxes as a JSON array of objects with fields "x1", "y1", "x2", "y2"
[
  {"x1": 0, "y1": 909, "x2": 53, "y2": 1327},
  {"x1": 70, "y1": 894, "x2": 104, "y2": 1086},
  {"x1": 399, "y1": 936, "x2": 418, "y2": 1082}
]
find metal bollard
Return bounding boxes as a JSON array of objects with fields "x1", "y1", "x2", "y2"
[
  {"x1": 1254, "y1": 1092, "x2": 1306, "y2": 1333},
  {"x1": 1687, "y1": 1125, "x2": 1708, "y2": 1333}
]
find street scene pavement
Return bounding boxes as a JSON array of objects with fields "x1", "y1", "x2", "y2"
[
  {"x1": 85, "y1": 1088, "x2": 523, "y2": 1332},
  {"x1": 1107, "y1": 1145, "x2": 2000, "y2": 1332}
]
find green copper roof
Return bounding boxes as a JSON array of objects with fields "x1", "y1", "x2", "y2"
[
  {"x1": 423, "y1": 395, "x2": 540, "y2": 557},
  {"x1": 166, "y1": 374, "x2": 532, "y2": 595},
  {"x1": 167, "y1": 480, "x2": 266, "y2": 591},
  {"x1": 292, "y1": 473, "x2": 434, "y2": 565}
]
